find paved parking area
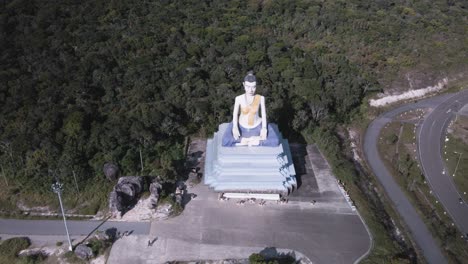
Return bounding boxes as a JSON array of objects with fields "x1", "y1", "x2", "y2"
[{"x1": 108, "y1": 143, "x2": 371, "y2": 264}]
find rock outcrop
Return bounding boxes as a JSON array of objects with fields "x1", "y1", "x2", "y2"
[
  {"x1": 109, "y1": 176, "x2": 144, "y2": 216},
  {"x1": 18, "y1": 249, "x2": 48, "y2": 259},
  {"x1": 148, "y1": 179, "x2": 162, "y2": 210},
  {"x1": 103, "y1": 163, "x2": 120, "y2": 181},
  {"x1": 75, "y1": 244, "x2": 94, "y2": 260},
  {"x1": 175, "y1": 180, "x2": 186, "y2": 206}
]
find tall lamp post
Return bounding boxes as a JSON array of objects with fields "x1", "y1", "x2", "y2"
[{"x1": 52, "y1": 181, "x2": 73, "y2": 251}]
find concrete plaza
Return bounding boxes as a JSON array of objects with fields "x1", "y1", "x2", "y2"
[{"x1": 108, "y1": 143, "x2": 371, "y2": 263}]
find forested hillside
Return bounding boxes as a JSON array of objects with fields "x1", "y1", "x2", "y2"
[{"x1": 0, "y1": 0, "x2": 466, "y2": 212}]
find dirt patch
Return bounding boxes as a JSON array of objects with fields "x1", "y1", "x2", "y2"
[
  {"x1": 394, "y1": 108, "x2": 429, "y2": 122},
  {"x1": 348, "y1": 128, "x2": 363, "y2": 163},
  {"x1": 16, "y1": 201, "x2": 51, "y2": 213},
  {"x1": 385, "y1": 68, "x2": 464, "y2": 94},
  {"x1": 370, "y1": 78, "x2": 448, "y2": 107},
  {"x1": 403, "y1": 143, "x2": 417, "y2": 157},
  {"x1": 449, "y1": 115, "x2": 468, "y2": 145}
]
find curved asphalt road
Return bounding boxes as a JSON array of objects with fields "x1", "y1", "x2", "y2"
[
  {"x1": 418, "y1": 90, "x2": 468, "y2": 235},
  {"x1": 364, "y1": 94, "x2": 454, "y2": 264}
]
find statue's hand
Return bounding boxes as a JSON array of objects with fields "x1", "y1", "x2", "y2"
[
  {"x1": 260, "y1": 127, "x2": 267, "y2": 140},
  {"x1": 248, "y1": 138, "x2": 260, "y2": 146},
  {"x1": 232, "y1": 125, "x2": 241, "y2": 140}
]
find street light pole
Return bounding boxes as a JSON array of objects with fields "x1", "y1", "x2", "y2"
[
  {"x1": 453, "y1": 151, "x2": 462, "y2": 177},
  {"x1": 139, "y1": 148, "x2": 144, "y2": 172},
  {"x1": 52, "y1": 181, "x2": 73, "y2": 251}
]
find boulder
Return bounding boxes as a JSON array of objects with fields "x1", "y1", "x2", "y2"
[
  {"x1": 149, "y1": 180, "x2": 162, "y2": 198},
  {"x1": 18, "y1": 249, "x2": 48, "y2": 259},
  {"x1": 75, "y1": 244, "x2": 93, "y2": 260},
  {"x1": 148, "y1": 180, "x2": 162, "y2": 209},
  {"x1": 108, "y1": 191, "x2": 120, "y2": 216},
  {"x1": 103, "y1": 163, "x2": 119, "y2": 181},
  {"x1": 109, "y1": 176, "x2": 144, "y2": 215},
  {"x1": 175, "y1": 193, "x2": 183, "y2": 205},
  {"x1": 94, "y1": 227, "x2": 117, "y2": 242},
  {"x1": 115, "y1": 176, "x2": 143, "y2": 197},
  {"x1": 176, "y1": 180, "x2": 186, "y2": 191}
]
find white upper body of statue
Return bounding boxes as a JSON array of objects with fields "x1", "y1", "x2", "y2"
[{"x1": 231, "y1": 73, "x2": 267, "y2": 146}]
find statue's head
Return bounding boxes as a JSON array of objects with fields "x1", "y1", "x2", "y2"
[{"x1": 243, "y1": 71, "x2": 257, "y2": 96}]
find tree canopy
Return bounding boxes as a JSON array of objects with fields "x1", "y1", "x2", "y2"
[{"x1": 0, "y1": 0, "x2": 466, "y2": 209}]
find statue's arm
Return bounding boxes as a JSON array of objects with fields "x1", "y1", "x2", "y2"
[
  {"x1": 232, "y1": 96, "x2": 241, "y2": 140},
  {"x1": 260, "y1": 96, "x2": 267, "y2": 140}
]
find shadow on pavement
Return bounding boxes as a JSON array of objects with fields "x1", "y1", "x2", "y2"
[
  {"x1": 73, "y1": 216, "x2": 117, "y2": 249},
  {"x1": 257, "y1": 247, "x2": 297, "y2": 264}
]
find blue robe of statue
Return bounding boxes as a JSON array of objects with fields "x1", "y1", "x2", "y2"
[{"x1": 221, "y1": 122, "x2": 279, "y2": 147}]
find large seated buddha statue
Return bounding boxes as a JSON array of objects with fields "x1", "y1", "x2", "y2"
[
  {"x1": 222, "y1": 72, "x2": 279, "y2": 147},
  {"x1": 204, "y1": 71, "x2": 296, "y2": 199}
]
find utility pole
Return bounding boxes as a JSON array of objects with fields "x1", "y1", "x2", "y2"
[
  {"x1": 1, "y1": 165, "x2": 7, "y2": 186},
  {"x1": 72, "y1": 170, "x2": 79, "y2": 194},
  {"x1": 52, "y1": 181, "x2": 73, "y2": 251},
  {"x1": 453, "y1": 151, "x2": 462, "y2": 177},
  {"x1": 139, "y1": 148, "x2": 144, "y2": 172}
]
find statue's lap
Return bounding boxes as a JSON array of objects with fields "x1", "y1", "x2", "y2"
[{"x1": 221, "y1": 122, "x2": 279, "y2": 147}]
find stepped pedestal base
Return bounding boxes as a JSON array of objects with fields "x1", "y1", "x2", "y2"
[{"x1": 204, "y1": 123, "x2": 296, "y2": 200}]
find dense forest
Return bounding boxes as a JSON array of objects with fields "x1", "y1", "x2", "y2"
[{"x1": 0, "y1": 0, "x2": 466, "y2": 213}]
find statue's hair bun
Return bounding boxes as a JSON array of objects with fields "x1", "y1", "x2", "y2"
[{"x1": 244, "y1": 71, "x2": 256, "y2": 82}]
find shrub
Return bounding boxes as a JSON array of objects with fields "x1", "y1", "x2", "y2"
[
  {"x1": 0, "y1": 237, "x2": 31, "y2": 258},
  {"x1": 0, "y1": 237, "x2": 31, "y2": 263},
  {"x1": 87, "y1": 239, "x2": 105, "y2": 255},
  {"x1": 249, "y1": 253, "x2": 266, "y2": 263}
]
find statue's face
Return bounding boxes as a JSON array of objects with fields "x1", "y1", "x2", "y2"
[{"x1": 243, "y1": 81, "x2": 256, "y2": 96}]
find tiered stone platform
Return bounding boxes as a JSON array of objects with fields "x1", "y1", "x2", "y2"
[{"x1": 204, "y1": 123, "x2": 296, "y2": 200}]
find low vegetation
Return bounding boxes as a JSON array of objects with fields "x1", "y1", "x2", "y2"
[
  {"x1": 63, "y1": 251, "x2": 87, "y2": 264},
  {"x1": 377, "y1": 115, "x2": 468, "y2": 263},
  {"x1": 305, "y1": 126, "x2": 416, "y2": 263},
  {"x1": 87, "y1": 237, "x2": 112, "y2": 257},
  {"x1": 0, "y1": 0, "x2": 467, "y2": 261},
  {"x1": 0, "y1": 237, "x2": 37, "y2": 263},
  {"x1": 158, "y1": 194, "x2": 184, "y2": 217},
  {"x1": 248, "y1": 252, "x2": 296, "y2": 264},
  {"x1": 1, "y1": 0, "x2": 467, "y2": 215},
  {"x1": 443, "y1": 115, "x2": 468, "y2": 197}
]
